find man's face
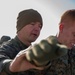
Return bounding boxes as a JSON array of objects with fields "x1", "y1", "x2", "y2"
[
  {"x1": 59, "y1": 21, "x2": 75, "y2": 49},
  {"x1": 20, "y1": 22, "x2": 42, "y2": 43}
]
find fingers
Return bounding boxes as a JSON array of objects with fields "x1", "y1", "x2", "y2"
[
  {"x1": 56, "y1": 44, "x2": 68, "y2": 56},
  {"x1": 26, "y1": 40, "x2": 52, "y2": 66},
  {"x1": 46, "y1": 36, "x2": 58, "y2": 45},
  {"x1": 39, "y1": 40, "x2": 52, "y2": 53},
  {"x1": 26, "y1": 36, "x2": 68, "y2": 67}
]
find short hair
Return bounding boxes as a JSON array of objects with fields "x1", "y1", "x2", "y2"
[{"x1": 60, "y1": 9, "x2": 75, "y2": 23}]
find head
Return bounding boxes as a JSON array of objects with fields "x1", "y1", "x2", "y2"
[
  {"x1": 57, "y1": 9, "x2": 75, "y2": 49},
  {"x1": 16, "y1": 9, "x2": 43, "y2": 46}
]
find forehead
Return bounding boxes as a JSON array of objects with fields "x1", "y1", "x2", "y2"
[
  {"x1": 62, "y1": 21, "x2": 75, "y2": 33},
  {"x1": 63, "y1": 19, "x2": 75, "y2": 27}
]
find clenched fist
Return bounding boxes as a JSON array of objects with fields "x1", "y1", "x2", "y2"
[{"x1": 26, "y1": 36, "x2": 68, "y2": 67}]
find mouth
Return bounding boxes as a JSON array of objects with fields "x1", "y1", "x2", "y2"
[{"x1": 32, "y1": 33, "x2": 38, "y2": 37}]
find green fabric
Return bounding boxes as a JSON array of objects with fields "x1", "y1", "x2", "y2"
[{"x1": 26, "y1": 36, "x2": 68, "y2": 67}]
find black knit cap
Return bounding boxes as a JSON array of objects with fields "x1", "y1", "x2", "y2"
[{"x1": 16, "y1": 9, "x2": 43, "y2": 32}]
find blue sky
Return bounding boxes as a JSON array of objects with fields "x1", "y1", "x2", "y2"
[{"x1": 0, "y1": 0, "x2": 75, "y2": 43}]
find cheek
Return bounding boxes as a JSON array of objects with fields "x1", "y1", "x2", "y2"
[
  {"x1": 63, "y1": 33, "x2": 71, "y2": 44},
  {"x1": 23, "y1": 27, "x2": 32, "y2": 33},
  {"x1": 61, "y1": 31, "x2": 70, "y2": 41},
  {"x1": 62, "y1": 29, "x2": 70, "y2": 36}
]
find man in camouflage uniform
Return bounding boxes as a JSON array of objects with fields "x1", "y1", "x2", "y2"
[
  {"x1": 0, "y1": 9, "x2": 75, "y2": 75},
  {"x1": 0, "y1": 9, "x2": 43, "y2": 75},
  {"x1": 45, "y1": 9, "x2": 75, "y2": 75}
]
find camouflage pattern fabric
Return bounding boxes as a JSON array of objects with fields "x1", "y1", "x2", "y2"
[
  {"x1": 34, "y1": 49, "x2": 75, "y2": 75},
  {"x1": 0, "y1": 36, "x2": 75, "y2": 75}
]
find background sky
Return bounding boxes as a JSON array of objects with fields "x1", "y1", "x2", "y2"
[{"x1": 0, "y1": 0, "x2": 75, "y2": 44}]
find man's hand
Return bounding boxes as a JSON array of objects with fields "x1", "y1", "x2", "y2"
[
  {"x1": 26, "y1": 36, "x2": 68, "y2": 66},
  {"x1": 9, "y1": 36, "x2": 68, "y2": 72},
  {"x1": 9, "y1": 50, "x2": 44, "y2": 72}
]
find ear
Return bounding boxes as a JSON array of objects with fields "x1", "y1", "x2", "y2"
[{"x1": 59, "y1": 23, "x2": 64, "y2": 32}]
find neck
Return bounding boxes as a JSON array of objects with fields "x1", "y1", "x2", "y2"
[{"x1": 17, "y1": 35, "x2": 31, "y2": 46}]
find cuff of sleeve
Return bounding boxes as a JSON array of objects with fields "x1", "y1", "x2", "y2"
[{"x1": 2, "y1": 59, "x2": 17, "y2": 74}]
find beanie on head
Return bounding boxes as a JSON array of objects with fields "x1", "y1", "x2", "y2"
[{"x1": 16, "y1": 9, "x2": 43, "y2": 32}]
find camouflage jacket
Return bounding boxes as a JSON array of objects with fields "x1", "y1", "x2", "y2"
[{"x1": 0, "y1": 36, "x2": 75, "y2": 75}]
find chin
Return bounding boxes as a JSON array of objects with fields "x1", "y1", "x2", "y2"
[{"x1": 31, "y1": 39, "x2": 36, "y2": 42}]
